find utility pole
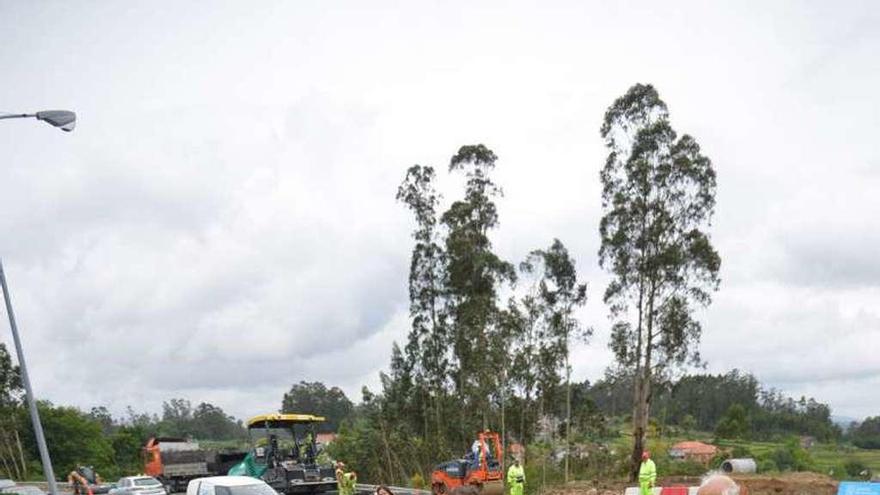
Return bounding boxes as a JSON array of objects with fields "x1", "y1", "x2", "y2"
[{"x1": 0, "y1": 260, "x2": 59, "y2": 495}]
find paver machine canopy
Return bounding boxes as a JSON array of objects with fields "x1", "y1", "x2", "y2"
[{"x1": 229, "y1": 413, "x2": 336, "y2": 495}]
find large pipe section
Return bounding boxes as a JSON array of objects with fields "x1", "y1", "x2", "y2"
[{"x1": 721, "y1": 458, "x2": 757, "y2": 474}]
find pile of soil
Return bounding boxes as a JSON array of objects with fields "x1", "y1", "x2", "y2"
[
  {"x1": 542, "y1": 472, "x2": 839, "y2": 495},
  {"x1": 542, "y1": 479, "x2": 629, "y2": 495},
  {"x1": 732, "y1": 472, "x2": 838, "y2": 495}
]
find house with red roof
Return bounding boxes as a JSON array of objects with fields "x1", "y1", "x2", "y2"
[{"x1": 668, "y1": 441, "x2": 718, "y2": 465}]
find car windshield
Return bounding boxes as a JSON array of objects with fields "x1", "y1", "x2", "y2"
[
  {"x1": 133, "y1": 479, "x2": 160, "y2": 487},
  {"x1": 215, "y1": 484, "x2": 277, "y2": 495}
]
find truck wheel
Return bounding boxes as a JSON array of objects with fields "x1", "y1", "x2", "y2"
[{"x1": 433, "y1": 483, "x2": 447, "y2": 495}]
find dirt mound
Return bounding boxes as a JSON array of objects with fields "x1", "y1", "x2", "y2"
[
  {"x1": 542, "y1": 472, "x2": 839, "y2": 495},
  {"x1": 733, "y1": 472, "x2": 838, "y2": 495},
  {"x1": 542, "y1": 480, "x2": 627, "y2": 495}
]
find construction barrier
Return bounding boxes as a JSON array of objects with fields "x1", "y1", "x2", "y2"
[{"x1": 838, "y1": 482, "x2": 880, "y2": 495}]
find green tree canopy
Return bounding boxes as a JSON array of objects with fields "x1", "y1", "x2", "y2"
[
  {"x1": 849, "y1": 416, "x2": 880, "y2": 449},
  {"x1": 715, "y1": 404, "x2": 750, "y2": 439},
  {"x1": 22, "y1": 403, "x2": 114, "y2": 477},
  {"x1": 0, "y1": 343, "x2": 22, "y2": 409},
  {"x1": 281, "y1": 381, "x2": 354, "y2": 433},
  {"x1": 598, "y1": 83, "x2": 720, "y2": 479}
]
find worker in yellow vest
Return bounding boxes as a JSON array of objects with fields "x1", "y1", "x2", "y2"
[
  {"x1": 507, "y1": 458, "x2": 525, "y2": 495},
  {"x1": 639, "y1": 451, "x2": 656, "y2": 495},
  {"x1": 336, "y1": 461, "x2": 357, "y2": 495}
]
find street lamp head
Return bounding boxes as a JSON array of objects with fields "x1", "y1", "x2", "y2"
[{"x1": 35, "y1": 110, "x2": 76, "y2": 132}]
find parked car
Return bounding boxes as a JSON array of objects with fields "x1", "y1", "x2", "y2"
[
  {"x1": 110, "y1": 477, "x2": 167, "y2": 495},
  {"x1": 186, "y1": 476, "x2": 277, "y2": 495},
  {"x1": 0, "y1": 486, "x2": 47, "y2": 495}
]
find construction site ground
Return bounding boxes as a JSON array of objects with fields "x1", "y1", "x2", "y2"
[
  {"x1": 542, "y1": 472, "x2": 839, "y2": 495},
  {"x1": 14, "y1": 472, "x2": 845, "y2": 495}
]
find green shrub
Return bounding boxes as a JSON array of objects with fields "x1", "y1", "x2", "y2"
[
  {"x1": 758, "y1": 459, "x2": 777, "y2": 473},
  {"x1": 769, "y1": 438, "x2": 816, "y2": 472},
  {"x1": 828, "y1": 463, "x2": 848, "y2": 480},
  {"x1": 708, "y1": 452, "x2": 727, "y2": 470},
  {"x1": 410, "y1": 472, "x2": 425, "y2": 489},
  {"x1": 664, "y1": 460, "x2": 707, "y2": 476},
  {"x1": 730, "y1": 446, "x2": 753, "y2": 458},
  {"x1": 844, "y1": 459, "x2": 870, "y2": 479}
]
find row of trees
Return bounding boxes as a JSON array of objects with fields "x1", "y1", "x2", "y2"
[
  {"x1": 584, "y1": 368, "x2": 841, "y2": 442},
  {"x1": 330, "y1": 145, "x2": 592, "y2": 483},
  {"x1": 0, "y1": 349, "x2": 245, "y2": 481},
  {"x1": 330, "y1": 83, "x2": 876, "y2": 484},
  {"x1": 281, "y1": 381, "x2": 354, "y2": 433},
  {"x1": 336, "y1": 83, "x2": 722, "y2": 482},
  {"x1": 847, "y1": 417, "x2": 880, "y2": 449}
]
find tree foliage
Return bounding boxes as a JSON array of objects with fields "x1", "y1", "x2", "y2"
[
  {"x1": 0, "y1": 344, "x2": 22, "y2": 409},
  {"x1": 157, "y1": 398, "x2": 245, "y2": 440},
  {"x1": 1, "y1": 397, "x2": 246, "y2": 481},
  {"x1": 582, "y1": 368, "x2": 840, "y2": 442},
  {"x1": 715, "y1": 404, "x2": 749, "y2": 439},
  {"x1": 442, "y1": 145, "x2": 516, "y2": 426},
  {"x1": 598, "y1": 83, "x2": 720, "y2": 479},
  {"x1": 281, "y1": 381, "x2": 354, "y2": 433},
  {"x1": 848, "y1": 416, "x2": 880, "y2": 450},
  {"x1": 22, "y1": 403, "x2": 114, "y2": 478},
  {"x1": 330, "y1": 144, "x2": 593, "y2": 485},
  {"x1": 0, "y1": 344, "x2": 27, "y2": 479},
  {"x1": 396, "y1": 164, "x2": 450, "y2": 444}
]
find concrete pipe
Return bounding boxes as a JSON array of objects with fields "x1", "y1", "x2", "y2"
[{"x1": 720, "y1": 458, "x2": 757, "y2": 474}]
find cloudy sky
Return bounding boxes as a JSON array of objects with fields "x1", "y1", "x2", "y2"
[{"x1": 1, "y1": 1, "x2": 878, "y2": 422}]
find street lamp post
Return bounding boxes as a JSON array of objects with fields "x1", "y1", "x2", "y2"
[
  {"x1": 1, "y1": 109, "x2": 76, "y2": 495},
  {"x1": 0, "y1": 110, "x2": 77, "y2": 132},
  {"x1": 0, "y1": 262, "x2": 59, "y2": 495}
]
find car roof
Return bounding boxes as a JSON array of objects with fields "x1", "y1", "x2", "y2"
[{"x1": 194, "y1": 477, "x2": 267, "y2": 487}]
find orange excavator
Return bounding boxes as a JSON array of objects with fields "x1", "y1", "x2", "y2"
[{"x1": 431, "y1": 431, "x2": 504, "y2": 495}]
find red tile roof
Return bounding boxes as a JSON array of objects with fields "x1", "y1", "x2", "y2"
[{"x1": 671, "y1": 441, "x2": 718, "y2": 455}]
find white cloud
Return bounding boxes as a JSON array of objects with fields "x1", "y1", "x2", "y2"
[{"x1": 0, "y1": 1, "x2": 878, "y2": 421}]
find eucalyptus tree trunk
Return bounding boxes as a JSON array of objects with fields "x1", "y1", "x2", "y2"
[
  {"x1": 565, "y1": 355, "x2": 571, "y2": 484},
  {"x1": 501, "y1": 367, "x2": 506, "y2": 471}
]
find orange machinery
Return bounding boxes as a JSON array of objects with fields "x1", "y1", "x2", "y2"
[
  {"x1": 431, "y1": 431, "x2": 504, "y2": 495},
  {"x1": 67, "y1": 466, "x2": 111, "y2": 495},
  {"x1": 143, "y1": 437, "x2": 210, "y2": 493}
]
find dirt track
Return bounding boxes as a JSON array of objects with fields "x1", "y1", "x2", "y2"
[{"x1": 542, "y1": 472, "x2": 839, "y2": 495}]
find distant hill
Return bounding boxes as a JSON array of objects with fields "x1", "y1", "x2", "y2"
[{"x1": 832, "y1": 415, "x2": 859, "y2": 428}]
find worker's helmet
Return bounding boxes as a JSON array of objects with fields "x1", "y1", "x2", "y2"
[{"x1": 642, "y1": 451, "x2": 650, "y2": 460}]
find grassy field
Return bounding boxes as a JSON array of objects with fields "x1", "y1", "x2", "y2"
[
  {"x1": 601, "y1": 422, "x2": 880, "y2": 477},
  {"x1": 685, "y1": 437, "x2": 880, "y2": 475}
]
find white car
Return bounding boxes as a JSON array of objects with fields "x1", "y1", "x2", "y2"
[
  {"x1": 111, "y1": 477, "x2": 167, "y2": 495},
  {"x1": 186, "y1": 477, "x2": 277, "y2": 495},
  {"x1": 1, "y1": 486, "x2": 46, "y2": 495}
]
